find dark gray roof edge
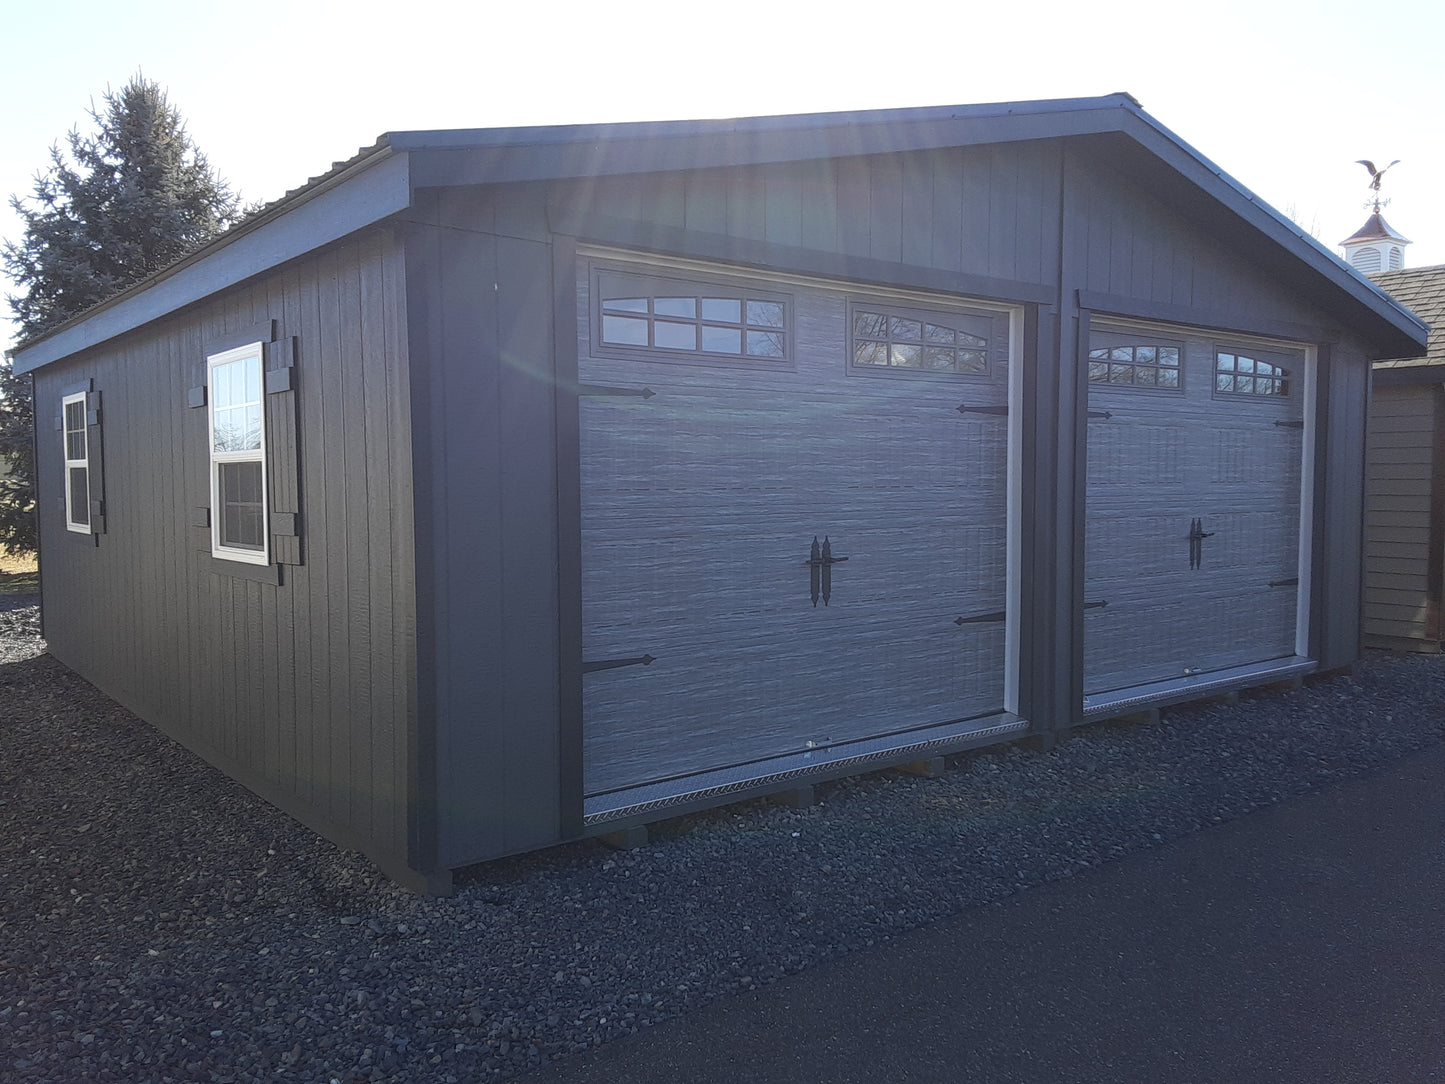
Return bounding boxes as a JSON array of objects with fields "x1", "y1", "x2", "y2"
[
  {"x1": 380, "y1": 93, "x2": 1143, "y2": 152},
  {"x1": 1112, "y1": 104, "x2": 1428, "y2": 354}
]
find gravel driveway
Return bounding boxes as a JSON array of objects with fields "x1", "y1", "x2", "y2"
[{"x1": 3, "y1": 596, "x2": 1444, "y2": 1083}]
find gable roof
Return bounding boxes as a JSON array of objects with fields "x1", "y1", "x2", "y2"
[
  {"x1": 11, "y1": 93, "x2": 1429, "y2": 373},
  {"x1": 1371, "y1": 264, "x2": 1445, "y2": 367}
]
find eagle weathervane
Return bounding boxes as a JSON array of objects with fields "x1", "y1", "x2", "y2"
[{"x1": 1357, "y1": 158, "x2": 1400, "y2": 212}]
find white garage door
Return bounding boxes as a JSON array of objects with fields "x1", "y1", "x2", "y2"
[
  {"x1": 1083, "y1": 322, "x2": 1308, "y2": 698},
  {"x1": 578, "y1": 256, "x2": 1017, "y2": 802}
]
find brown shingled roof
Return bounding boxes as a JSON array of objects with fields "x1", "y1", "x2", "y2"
[{"x1": 1371, "y1": 264, "x2": 1445, "y2": 365}]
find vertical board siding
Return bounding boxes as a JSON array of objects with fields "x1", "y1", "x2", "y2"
[
  {"x1": 557, "y1": 143, "x2": 1061, "y2": 289},
  {"x1": 416, "y1": 189, "x2": 564, "y2": 867},
  {"x1": 32, "y1": 227, "x2": 418, "y2": 878},
  {"x1": 495, "y1": 234, "x2": 562, "y2": 851},
  {"x1": 1319, "y1": 348, "x2": 1370, "y2": 666},
  {"x1": 430, "y1": 214, "x2": 507, "y2": 863}
]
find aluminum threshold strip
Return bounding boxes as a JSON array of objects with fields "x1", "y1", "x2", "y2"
[
  {"x1": 1081, "y1": 655, "x2": 1316, "y2": 720},
  {"x1": 583, "y1": 714, "x2": 1029, "y2": 826}
]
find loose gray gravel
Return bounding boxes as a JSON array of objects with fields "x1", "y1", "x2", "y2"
[{"x1": 3, "y1": 595, "x2": 1444, "y2": 1083}]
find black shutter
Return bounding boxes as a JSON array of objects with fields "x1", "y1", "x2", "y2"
[{"x1": 264, "y1": 336, "x2": 304, "y2": 566}]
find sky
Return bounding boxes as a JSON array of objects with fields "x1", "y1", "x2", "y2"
[{"x1": 2, "y1": 0, "x2": 1442, "y2": 352}]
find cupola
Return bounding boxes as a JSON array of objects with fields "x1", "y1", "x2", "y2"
[
  {"x1": 1341, "y1": 211, "x2": 1411, "y2": 273},
  {"x1": 1341, "y1": 158, "x2": 1410, "y2": 272}
]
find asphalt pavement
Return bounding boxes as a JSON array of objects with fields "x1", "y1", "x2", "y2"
[{"x1": 521, "y1": 742, "x2": 1445, "y2": 1083}]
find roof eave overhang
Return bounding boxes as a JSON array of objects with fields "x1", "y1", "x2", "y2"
[
  {"x1": 397, "y1": 99, "x2": 1138, "y2": 189},
  {"x1": 12, "y1": 147, "x2": 412, "y2": 374}
]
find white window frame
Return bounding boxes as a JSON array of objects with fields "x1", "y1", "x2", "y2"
[
  {"x1": 62, "y1": 391, "x2": 90, "y2": 534},
  {"x1": 207, "y1": 342, "x2": 270, "y2": 565}
]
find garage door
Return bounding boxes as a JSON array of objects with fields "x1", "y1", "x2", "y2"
[
  {"x1": 1083, "y1": 322, "x2": 1308, "y2": 697},
  {"x1": 578, "y1": 256, "x2": 1017, "y2": 802}
]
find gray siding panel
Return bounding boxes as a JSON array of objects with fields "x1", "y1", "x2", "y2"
[
  {"x1": 1318, "y1": 346, "x2": 1370, "y2": 667},
  {"x1": 552, "y1": 144, "x2": 1059, "y2": 290},
  {"x1": 417, "y1": 191, "x2": 563, "y2": 868},
  {"x1": 432, "y1": 209, "x2": 506, "y2": 863},
  {"x1": 32, "y1": 227, "x2": 419, "y2": 881},
  {"x1": 495, "y1": 233, "x2": 562, "y2": 849}
]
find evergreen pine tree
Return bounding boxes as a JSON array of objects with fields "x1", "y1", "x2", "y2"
[
  {"x1": 0, "y1": 76, "x2": 244, "y2": 555},
  {"x1": 0, "y1": 359, "x2": 33, "y2": 556}
]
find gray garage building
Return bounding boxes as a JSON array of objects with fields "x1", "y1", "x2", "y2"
[{"x1": 11, "y1": 94, "x2": 1427, "y2": 891}]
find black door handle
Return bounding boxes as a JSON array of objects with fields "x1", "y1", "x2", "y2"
[
  {"x1": 1188, "y1": 518, "x2": 1215, "y2": 569},
  {"x1": 807, "y1": 536, "x2": 849, "y2": 606}
]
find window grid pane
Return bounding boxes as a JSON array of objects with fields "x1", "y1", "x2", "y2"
[
  {"x1": 852, "y1": 306, "x2": 991, "y2": 373},
  {"x1": 599, "y1": 282, "x2": 790, "y2": 360},
  {"x1": 1214, "y1": 351, "x2": 1289, "y2": 397},
  {"x1": 62, "y1": 393, "x2": 90, "y2": 531},
  {"x1": 1087, "y1": 343, "x2": 1183, "y2": 388},
  {"x1": 208, "y1": 345, "x2": 268, "y2": 563},
  {"x1": 68, "y1": 467, "x2": 89, "y2": 526},
  {"x1": 218, "y1": 461, "x2": 265, "y2": 551}
]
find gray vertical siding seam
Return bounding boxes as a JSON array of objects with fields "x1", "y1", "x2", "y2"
[
  {"x1": 401, "y1": 212, "x2": 442, "y2": 874},
  {"x1": 551, "y1": 235, "x2": 585, "y2": 839},
  {"x1": 1059, "y1": 147, "x2": 1087, "y2": 730}
]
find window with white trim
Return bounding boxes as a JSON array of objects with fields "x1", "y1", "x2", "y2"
[
  {"x1": 207, "y1": 343, "x2": 269, "y2": 564},
  {"x1": 62, "y1": 391, "x2": 90, "y2": 533}
]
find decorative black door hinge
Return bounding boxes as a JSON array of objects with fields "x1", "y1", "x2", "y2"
[
  {"x1": 577, "y1": 384, "x2": 656, "y2": 398},
  {"x1": 582, "y1": 654, "x2": 657, "y2": 674},
  {"x1": 1087, "y1": 410, "x2": 1113, "y2": 420},
  {"x1": 955, "y1": 610, "x2": 1006, "y2": 625},
  {"x1": 956, "y1": 404, "x2": 1008, "y2": 416},
  {"x1": 1084, "y1": 599, "x2": 1109, "y2": 610},
  {"x1": 1268, "y1": 577, "x2": 1300, "y2": 588},
  {"x1": 1188, "y1": 518, "x2": 1215, "y2": 569},
  {"x1": 806, "y1": 536, "x2": 849, "y2": 607},
  {"x1": 1273, "y1": 419, "x2": 1304, "y2": 429}
]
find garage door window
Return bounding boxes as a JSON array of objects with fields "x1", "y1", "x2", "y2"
[
  {"x1": 1215, "y1": 351, "x2": 1289, "y2": 397},
  {"x1": 849, "y1": 303, "x2": 997, "y2": 375},
  {"x1": 595, "y1": 269, "x2": 789, "y2": 361},
  {"x1": 1087, "y1": 343, "x2": 1182, "y2": 388}
]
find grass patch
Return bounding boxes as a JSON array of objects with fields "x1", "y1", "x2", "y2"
[{"x1": 0, "y1": 552, "x2": 39, "y2": 594}]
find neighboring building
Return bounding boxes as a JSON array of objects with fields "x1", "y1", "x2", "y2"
[
  {"x1": 10, "y1": 95, "x2": 1427, "y2": 891},
  {"x1": 1365, "y1": 264, "x2": 1445, "y2": 650}
]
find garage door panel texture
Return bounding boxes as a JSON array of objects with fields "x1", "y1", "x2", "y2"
[
  {"x1": 1084, "y1": 328, "x2": 1305, "y2": 697},
  {"x1": 579, "y1": 259, "x2": 1012, "y2": 797}
]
